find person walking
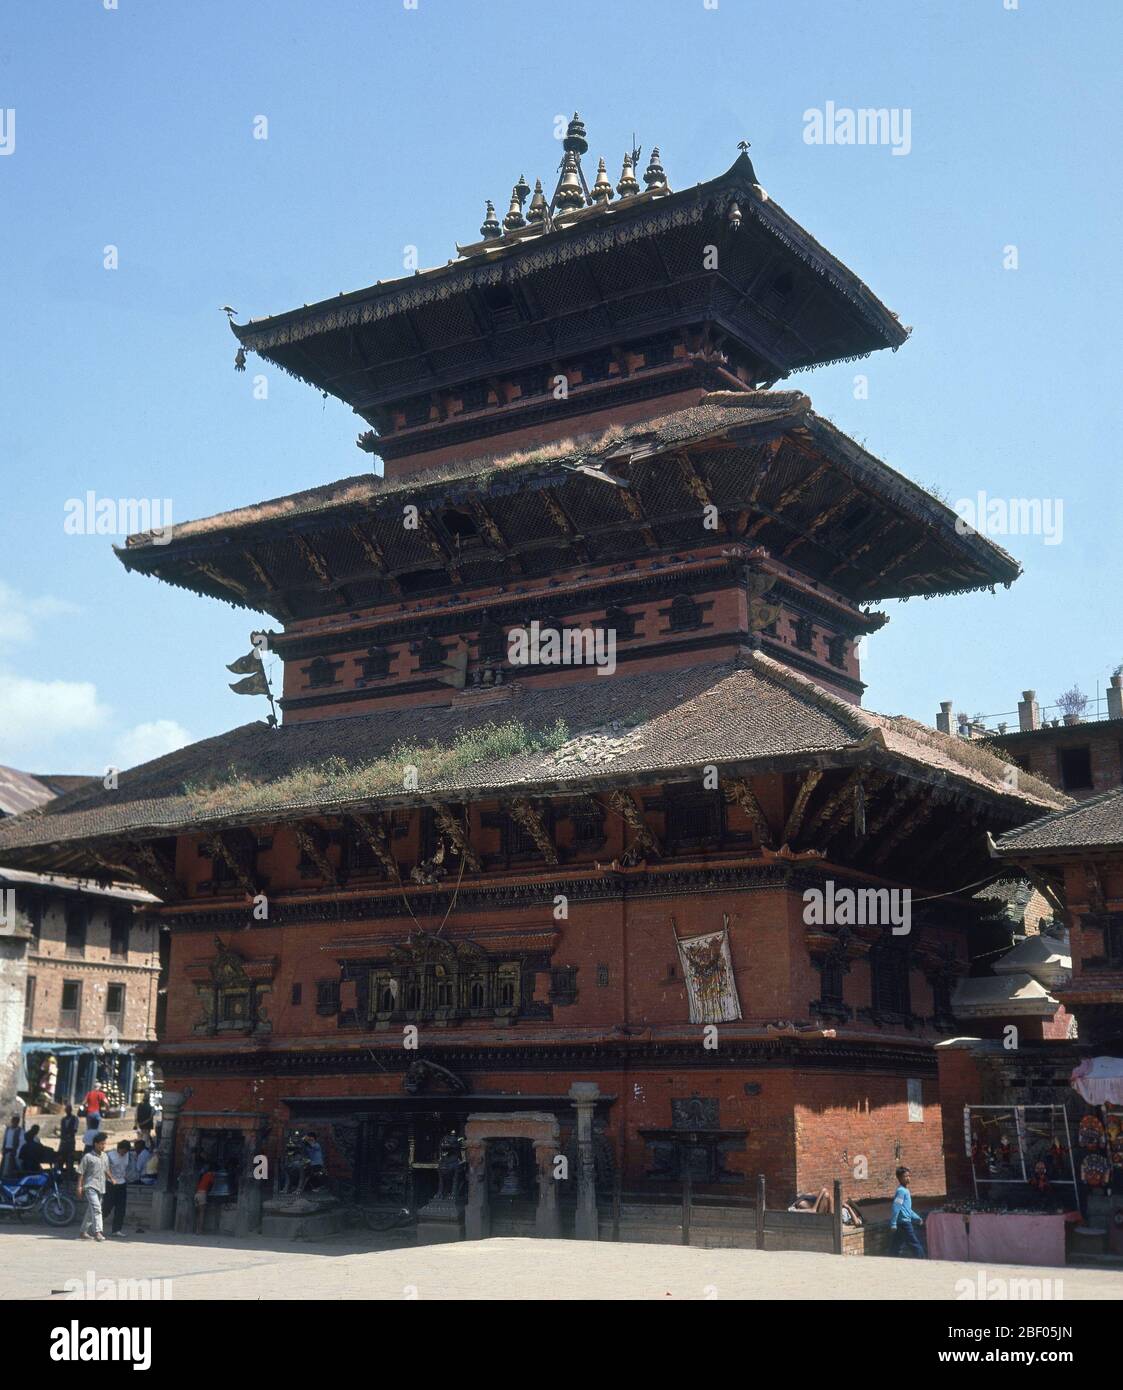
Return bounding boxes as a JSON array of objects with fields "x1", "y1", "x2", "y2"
[
  {"x1": 194, "y1": 1164, "x2": 216, "y2": 1233},
  {"x1": 83, "y1": 1084, "x2": 107, "y2": 1123},
  {"x1": 889, "y1": 1165, "x2": 926, "y2": 1257},
  {"x1": 77, "y1": 1132, "x2": 115, "y2": 1241},
  {"x1": 135, "y1": 1092, "x2": 154, "y2": 1141},
  {"x1": 104, "y1": 1140, "x2": 132, "y2": 1236},
  {"x1": 2, "y1": 1114, "x2": 24, "y2": 1180},
  {"x1": 57, "y1": 1105, "x2": 78, "y2": 1176}
]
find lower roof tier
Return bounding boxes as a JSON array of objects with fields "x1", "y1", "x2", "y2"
[{"x1": 0, "y1": 651, "x2": 1065, "y2": 883}]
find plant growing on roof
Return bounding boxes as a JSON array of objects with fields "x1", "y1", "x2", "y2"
[{"x1": 1056, "y1": 686, "x2": 1088, "y2": 720}]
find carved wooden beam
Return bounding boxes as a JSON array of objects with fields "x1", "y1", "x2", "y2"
[
  {"x1": 348, "y1": 812, "x2": 401, "y2": 880},
  {"x1": 204, "y1": 831, "x2": 258, "y2": 899},
  {"x1": 616, "y1": 487, "x2": 657, "y2": 548},
  {"x1": 433, "y1": 804, "x2": 482, "y2": 872},
  {"x1": 863, "y1": 536, "x2": 927, "y2": 588},
  {"x1": 418, "y1": 513, "x2": 461, "y2": 583},
  {"x1": 748, "y1": 437, "x2": 784, "y2": 505},
  {"x1": 801, "y1": 770, "x2": 865, "y2": 844},
  {"x1": 292, "y1": 533, "x2": 332, "y2": 586},
  {"x1": 675, "y1": 453, "x2": 720, "y2": 520},
  {"x1": 193, "y1": 561, "x2": 251, "y2": 602},
  {"x1": 349, "y1": 523, "x2": 402, "y2": 596},
  {"x1": 870, "y1": 796, "x2": 938, "y2": 867},
  {"x1": 783, "y1": 769, "x2": 823, "y2": 844},
  {"x1": 723, "y1": 778, "x2": 775, "y2": 848},
  {"x1": 508, "y1": 797, "x2": 559, "y2": 865},
  {"x1": 95, "y1": 841, "x2": 179, "y2": 900},
  {"x1": 781, "y1": 488, "x2": 859, "y2": 558},
  {"x1": 539, "y1": 491, "x2": 591, "y2": 563},
  {"x1": 292, "y1": 824, "x2": 338, "y2": 886},
  {"x1": 607, "y1": 789, "x2": 660, "y2": 865}
]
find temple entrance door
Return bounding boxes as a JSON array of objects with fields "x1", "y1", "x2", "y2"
[
  {"x1": 360, "y1": 1111, "x2": 464, "y2": 1208},
  {"x1": 408, "y1": 1117, "x2": 447, "y2": 1209},
  {"x1": 486, "y1": 1138, "x2": 538, "y2": 1234}
]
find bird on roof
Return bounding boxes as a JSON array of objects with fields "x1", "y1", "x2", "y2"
[{"x1": 222, "y1": 305, "x2": 238, "y2": 317}]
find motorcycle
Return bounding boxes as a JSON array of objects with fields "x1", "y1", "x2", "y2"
[{"x1": 0, "y1": 1170, "x2": 76, "y2": 1226}]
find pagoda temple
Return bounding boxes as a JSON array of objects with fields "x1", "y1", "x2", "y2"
[{"x1": 0, "y1": 119, "x2": 1070, "y2": 1237}]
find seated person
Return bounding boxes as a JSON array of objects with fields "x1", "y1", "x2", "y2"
[
  {"x1": 1026, "y1": 1159, "x2": 1055, "y2": 1208},
  {"x1": 17, "y1": 1125, "x2": 56, "y2": 1173}
]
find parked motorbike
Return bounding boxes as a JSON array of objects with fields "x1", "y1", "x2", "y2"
[{"x1": 0, "y1": 1170, "x2": 76, "y2": 1226}]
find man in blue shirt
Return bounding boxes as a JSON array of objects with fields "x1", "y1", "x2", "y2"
[{"x1": 890, "y1": 1165, "x2": 925, "y2": 1257}]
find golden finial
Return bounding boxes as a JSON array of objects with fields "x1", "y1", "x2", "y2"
[
  {"x1": 643, "y1": 146, "x2": 668, "y2": 191},
  {"x1": 503, "y1": 183, "x2": 527, "y2": 231},
  {"x1": 553, "y1": 149, "x2": 585, "y2": 211},
  {"x1": 526, "y1": 178, "x2": 548, "y2": 224},
  {"x1": 591, "y1": 157, "x2": 613, "y2": 204},
  {"x1": 616, "y1": 151, "x2": 639, "y2": 198},
  {"x1": 479, "y1": 200, "x2": 501, "y2": 239}
]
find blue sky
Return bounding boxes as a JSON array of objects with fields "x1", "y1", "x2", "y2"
[{"x1": 1, "y1": 0, "x2": 1120, "y2": 774}]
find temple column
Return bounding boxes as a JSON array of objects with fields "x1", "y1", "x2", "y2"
[
  {"x1": 464, "y1": 1139, "x2": 490, "y2": 1240},
  {"x1": 235, "y1": 1131, "x2": 264, "y2": 1236},
  {"x1": 534, "y1": 1139, "x2": 561, "y2": 1238},
  {"x1": 569, "y1": 1081, "x2": 600, "y2": 1240},
  {"x1": 151, "y1": 1088, "x2": 190, "y2": 1232}
]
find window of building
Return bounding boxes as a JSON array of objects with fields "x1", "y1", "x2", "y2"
[
  {"x1": 826, "y1": 634, "x2": 848, "y2": 669},
  {"x1": 603, "y1": 605, "x2": 637, "y2": 642},
  {"x1": 792, "y1": 616, "x2": 815, "y2": 652},
  {"x1": 415, "y1": 635, "x2": 447, "y2": 670},
  {"x1": 64, "y1": 903, "x2": 87, "y2": 958},
  {"x1": 458, "y1": 381, "x2": 489, "y2": 413},
  {"x1": 478, "y1": 620, "x2": 508, "y2": 662},
  {"x1": 109, "y1": 910, "x2": 130, "y2": 959},
  {"x1": 105, "y1": 983, "x2": 125, "y2": 1026},
  {"x1": 24, "y1": 976, "x2": 35, "y2": 1029},
  {"x1": 570, "y1": 797, "x2": 606, "y2": 849},
  {"x1": 305, "y1": 657, "x2": 340, "y2": 689},
  {"x1": 358, "y1": 647, "x2": 390, "y2": 680},
  {"x1": 665, "y1": 789, "x2": 722, "y2": 850},
  {"x1": 820, "y1": 954, "x2": 845, "y2": 1008},
  {"x1": 1102, "y1": 912, "x2": 1123, "y2": 968},
  {"x1": 871, "y1": 940, "x2": 911, "y2": 1017},
  {"x1": 60, "y1": 980, "x2": 82, "y2": 1029},
  {"x1": 1058, "y1": 745, "x2": 1093, "y2": 792},
  {"x1": 668, "y1": 594, "x2": 701, "y2": 632},
  {"x1": 401, "y1": 396, "x2": 432, "y2": 428},
  {"x1": 291, "y1": 983, "x2": 302, "y2": 1006},
  {"x1": 316, "y1": 980, "x2": 340, "y2": 1015}
]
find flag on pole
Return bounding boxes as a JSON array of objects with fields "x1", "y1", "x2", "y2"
[
  {"x1": 674, "y1": 915, "x2": 742, "y2": 1023},
  {"x1": 229, "y1": 669, "x2": 270, "y2": 696},
  {"x1": 227, "y1": 650, "x2": 262, "y2": 675}
]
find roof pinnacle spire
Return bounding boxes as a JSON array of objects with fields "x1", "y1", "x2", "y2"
[
  {"x1": 590, "y1": 156, "x2": 613, "y2": 204},
  {"x1": 643, "y1": 146, "x2": 668, "y2": 192},
  {"x1": 526, "y1": 178, "x2": 548, "y2": 224},
  {"x1": 503, "y1": 181, "x2": 528, "y2": 231},
  {"x1": 616, "y1": 151, "x2": 639, "y2": 198},
  {"x1": 552, "y1": 111, "x2": 591, "y2": 212},
  {"x1": 479, "y1": 200, "x2": 501, "y2": 239}
]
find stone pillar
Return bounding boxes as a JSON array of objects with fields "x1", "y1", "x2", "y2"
[
  {"x1": 235, "y1": 1132, "x2": 264, "y2": 1236},
  {"x1": 464, "y1": 1139, "x2": 489, "y2": 1240},
  {"x1": 569, "y1": 1081, "x2": 600, "y2": 1241},
  {"x1": 0, "y1": 930, "x2": 30, "y2": 1120},
  {"x1": 151, "y1": 1088, "x2": 190, "y2": 1232},
  {"x1": 534, "y1": 1140, "x2": 561, "y2": 1238},
  {"x1": 935, "y1": 701, "x2": 953, "y2": 736},
  {"x1": 1107, "y1": 675, "x2": 1123, "y2": 723},
  {"x1": 1018, "y1": 690, "x2": 1041, "y2": 732}
]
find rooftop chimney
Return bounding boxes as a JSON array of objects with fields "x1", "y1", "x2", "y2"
[
  {"x1": 1108, "y1": 674, "x2": 1123, "y2": 722},
  {"x1": 936, "y1": 701, "x2": 953, "y2": 735},
  {"x1": 1018, "y1": 690, "x2": 1041, "y2": 732}
]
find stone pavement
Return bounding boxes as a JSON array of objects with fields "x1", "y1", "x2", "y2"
[{"x1": 3, "y1": 1225, "x2": 1122, "y2": 1300}]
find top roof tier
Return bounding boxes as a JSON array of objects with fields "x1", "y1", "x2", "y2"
[{"x1": 230, "y1": 121, "x2": 908, "y2": 470}]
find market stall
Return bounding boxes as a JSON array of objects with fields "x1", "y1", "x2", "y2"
[{"x1": 927, "y1": 1104, "x2": 1080, "y2": 1266}]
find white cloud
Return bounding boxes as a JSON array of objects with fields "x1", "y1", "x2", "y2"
[
  {"x1": 113, "y1": 719, "x2": 191, "y2": 769},
  {"x1": 0, "y1": 670, "x2": 109, "y2": 744},
  {"x1": 0, "y1": 582, "x2": 79, "y2": 647}
]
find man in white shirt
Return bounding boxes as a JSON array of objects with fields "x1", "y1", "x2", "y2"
[
  {"x1": 105, "y1": 1140, "x2": 132, "y2": 1236},
  {"x1": 2, "y1": 1114, "x2": 24, "y2": 1180}
]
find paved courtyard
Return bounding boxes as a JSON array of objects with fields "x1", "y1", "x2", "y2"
[{"x1": 2, "y1": 1225, "x2": 1121, "y2": 1300}]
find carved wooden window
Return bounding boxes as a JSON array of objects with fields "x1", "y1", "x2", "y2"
[
  {"x1": 871, "y1": 939, "x2": 911, "y2": 1017},
  {"x1": 402, "y1": 396, "x2": 432, "y2": 427},
  {"x1": 105, "y1": 982, "x2": 125, "y2": 1028},
  {"x1": 478, "y1": 620, "x2": 507, "y2": 662},
  {"x1": 458, "y1": 381, "x2": 489, "y2": 413},
  {"x1": 826, "y1": 634, "x2": 848, "y2": 669},
  {"x1": 579, "y1": 350, "x2": 612, "y2": 384},
  {"x1": 359, "y1": 647, "x2": 390, "y2": 680},
  {"x1": 218, "y1": 986, "x2": 251, "y2": 1028},
  {"x1": 820, "y1": 954, "x2": 845, "y2": 1008},
  {"x1": 793, "y1": 617, "x2": 815, "y2": 652},
  {"x1": 415, "y1": 635, "x2": 447, "y2": 670},
  {"x1": 306, "y1": 657, "x2": 340, "y2": 689},
  {"x1": 316, "y1": 979, "x2": 340, "y2": 1016},
  {"x1": 603, "y1": 605, "x2": 637, "y2": 642},
  {"x1": 60, "y1": 979, "x2": 81, "y2": 1029},
  {"x1": 665, "y1": 789, "x2": 722, "y2": 850},
  {"x1": 638, "y1": 334, "x2": 676, "y2": 369},
  {"x1": 495, "y1": 963, "x2": 520, "y2": 1012},
  {"x1": 668, "y1": 594, "x2": 701, "y2": 632},
  {"x1": 570, "y1": 796, "x2": 606, "y2": 849},
  {"x1": 467, "y1": 977, "x2": 486, "y2": 1011}
]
